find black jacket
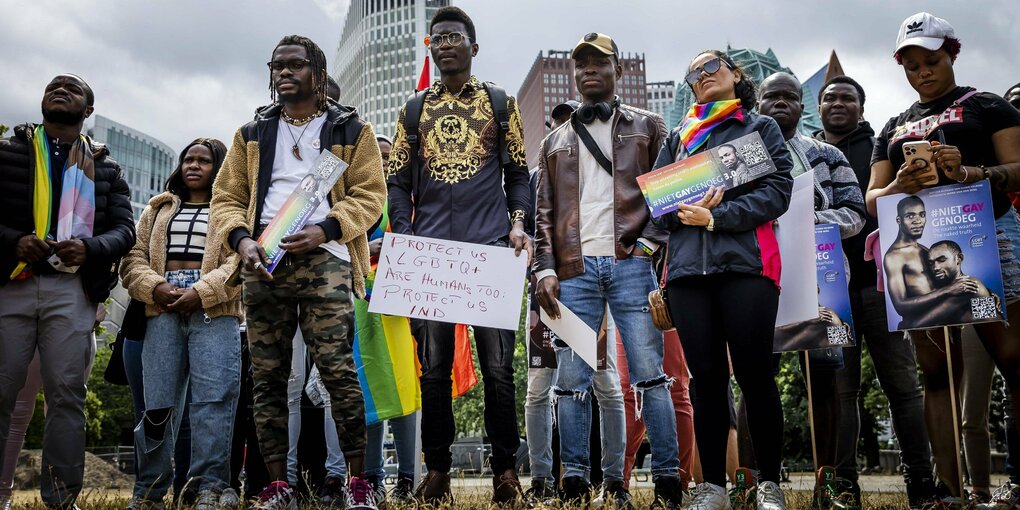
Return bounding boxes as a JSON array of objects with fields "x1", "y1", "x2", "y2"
[
  {"x1": 653, "y1": 111, "x2": 793, "y2": 284},
  {"x1": 0, "y1": 123, "x2": 135, "y2": 302},
  {"x1": 813, "y1": 123, "x2": 877, "y2": 290}
]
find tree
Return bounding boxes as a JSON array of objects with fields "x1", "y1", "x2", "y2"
[{"x1": 0, "y1": 124, "x2": 9, "y2": 138}]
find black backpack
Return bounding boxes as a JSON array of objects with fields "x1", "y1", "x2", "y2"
[{"x1": 402, "y1": 81, "x2": 510, "y2": 197}]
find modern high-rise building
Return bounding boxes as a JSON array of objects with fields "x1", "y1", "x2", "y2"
[
  {"x1": 665, "y1": 46, "x2": 824, "y2": 136},
  {"x1": 332, "y1": 0, "x2": 448, "y2": 141},
  {"x1": 88, "y1": 115, "x2": 175, "y2": 220},
  {"x1": 646, "y1": 80, "x2": 675, "y2": 123},
  {"x1": 517, "y1": 50, "x2": 647, "y2": 169}
]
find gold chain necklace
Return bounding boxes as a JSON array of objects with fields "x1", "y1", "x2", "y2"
[{"x1": 282, "y1": 108, "x2": 324, "y2": 126}]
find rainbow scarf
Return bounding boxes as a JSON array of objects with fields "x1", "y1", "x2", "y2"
[
  {"x1": 354, "y1": 200, "x2": 422, "y2": 424},
  {"x1": 11, "y1": 125, "x2": 95, "y2": 278},
  {"x1": 677, "y1": 99, "x2": 744, "y2": 154}
]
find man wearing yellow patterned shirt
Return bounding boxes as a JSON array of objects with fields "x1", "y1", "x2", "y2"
[{"x1": 386, "y1": 5, "x2": 531, "y2": 506}]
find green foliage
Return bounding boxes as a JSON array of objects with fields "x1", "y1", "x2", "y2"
[
  {"x1": 0, "y1": 124, "x2": 9, "y2": 138},
  {"x1": 776, "y1": 352, "x2": 811, "y2": 464},
  {"x1": 859, "y1": 342, "x2": 890, "y2": 449},
  {"x1": 87, "y1": 334, "x2": 135, "y2": 447}
]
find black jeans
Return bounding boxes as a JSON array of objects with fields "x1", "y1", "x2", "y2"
[
  {"x1": 667, "y1": 273, "x2": 784, "y2": 485},
  {"x1": 415, "y1": 319, "x2": 519, "y2": 474},
  {"x1": 834, "y1": 285, "x2": 932, "y2": 481}
]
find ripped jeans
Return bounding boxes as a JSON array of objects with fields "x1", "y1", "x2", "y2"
[
  {"x1": 553, "y1": 256, "x2": 679, "y2": 481},
  {"x1": 133, "y1": 292, "x2": 240, "y2": 499}
]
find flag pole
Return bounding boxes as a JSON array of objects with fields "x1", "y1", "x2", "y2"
[{"x1": 804, "y1": 353, "x2": 819, "y2": 470}]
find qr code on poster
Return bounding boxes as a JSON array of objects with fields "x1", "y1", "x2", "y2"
[
  {"x1": 826, "y1": 325, "x2": 850, "y2": 346},
  {"x1": 738, "y1": 140, "x2": 769, "y2": 166},
  {"x1": 971, "y1": 296, "x2": 999, "y2": 320}
]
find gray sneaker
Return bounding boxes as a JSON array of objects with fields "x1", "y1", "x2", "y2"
[
  {"x1": 196, "y1": 490, "x2": 219, "y2": 510},
  {"x1": 755, "y1": 482, "x2": 787, "y2": 510},
  {"x1": 126, "y1": 498, "x2": 166, "y2": 510},
  {"x1": 1, "y1": 495, "x2": 12, "y2": 510},
  {"x1": 219, "y1": 489, "x2": 240, "y2": 509},
  {"x1": 687, "y1": 483, "x2": 732, "y2": 510},
  {"x1": 978, "y1": 482, "x2": 1020, "y2": 510}
]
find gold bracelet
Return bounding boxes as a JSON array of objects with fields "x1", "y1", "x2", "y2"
[{"x1": 510, "y1": 209, "x2": 526, "y2": 225}]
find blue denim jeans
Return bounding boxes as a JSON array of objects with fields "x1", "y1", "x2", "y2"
[
  {"x1": 552, "y1": 256, "x2": 678, "y2": 480},
  {"x1": 526, "y1": 317, "x2": 626, "y2": 482},
  {"x1": 133, "y1": 310, "x2": 241, "y2": 499},
  {"x1": 124, "y1": 338, "x2": 192, "y2": 498},
  {"x1": 365, "y1": 411, "x2": 418, "y2": 483}
]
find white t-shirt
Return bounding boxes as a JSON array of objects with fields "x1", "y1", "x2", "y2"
[
  {"x1": 261, "y1": 115, "x2": 349, "y2": 261},
  {"x1": 577, "y1": 118, "x2": 616, "y2": 257}
]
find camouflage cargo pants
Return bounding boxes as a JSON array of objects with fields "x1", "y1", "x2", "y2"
[{"x1": 242, "y1": 248, "x2": 365, "y2": 463}]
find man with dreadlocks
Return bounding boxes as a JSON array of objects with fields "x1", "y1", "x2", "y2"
[{"x1": 212, "y1": 35, "x2": 386, "y2": 510}]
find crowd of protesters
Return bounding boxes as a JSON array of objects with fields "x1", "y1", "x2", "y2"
[{"x1": 2, "y1": 7, "x2": 1020, "y2": 510}]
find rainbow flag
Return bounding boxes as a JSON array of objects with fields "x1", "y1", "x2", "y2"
[
  {"x1": 355, "y1": 200, "x2": 421, "y2": 424},
  {"x1": 451, "y1": 324, "x2": 478, "y2": 397},
  {"x1": 677, "y1": 99, "x2": 743, "y2": 153}
]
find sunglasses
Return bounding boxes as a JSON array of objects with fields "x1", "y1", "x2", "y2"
[
  {"x1": 267, "y1": 59, "x2": 311, "y2": 73},
  {"x1": 429, "y1": 32, "x2": 468, "y2": 48},
  {"x1": 685, "y1": 57, "x2": 733, "y2": 87}
]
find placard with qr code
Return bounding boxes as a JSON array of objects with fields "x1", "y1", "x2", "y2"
[
  {"x1": 876, "y1": 180, "x2": 1006, "y2": 331},
  {"x1": 774, "y1": 224, "x2": 857, "y2": 352},
  {"x1": 636, "y1": 131, "x2": 779, "y2": 218}
]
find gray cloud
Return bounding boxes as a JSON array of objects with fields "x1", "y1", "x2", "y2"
[{"x1": 1, "y1": 0, "x2": 1017, "y2": 155}]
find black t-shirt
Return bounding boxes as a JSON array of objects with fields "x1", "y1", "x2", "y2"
[{"x1": 873, "y1": 86, "x2": 1020, "y2": 219}]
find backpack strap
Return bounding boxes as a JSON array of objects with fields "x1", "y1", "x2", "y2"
[
  {"x1": 483, "y1": 82, "x2": 510, "y2": 168},
  {"x1": 403, "y1": 89, "x2": 429, "y2": 200}
]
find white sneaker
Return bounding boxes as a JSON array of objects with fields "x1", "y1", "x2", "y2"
[
  {"x1": 1, "y1": 495, "x2": 12, "y2": 510},
  {"x1": 687, "y1": 483, "x2": 732, "y2": 510},
  {"x1": 756, "y1": 482, "x2": 787, "y2": 510},
  {"x1": 219, "y1": 488, "x2": 240, "y2": 509}
]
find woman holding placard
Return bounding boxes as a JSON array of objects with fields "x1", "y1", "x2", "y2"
[
  {"x1": 864, "y1": 12, "x2": 1020, "y2": 507},
  {"x1": 652, "y1": 49, "x2": 794, "y2": 510}
]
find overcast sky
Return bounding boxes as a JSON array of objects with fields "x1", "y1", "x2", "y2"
[{"x1": 1, "y1": 1, "x2": 1018, "y2": 153}]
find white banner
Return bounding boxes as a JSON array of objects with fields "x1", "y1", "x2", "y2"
[
  {"x1": 368, "y1": 233, "x2": 528, "y2": 330},
  {"x1": 775, "y1": 171, "x2": 820, "y2": 327}
]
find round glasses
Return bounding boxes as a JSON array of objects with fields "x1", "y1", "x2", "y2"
[{"x1": 429, "y1": 32, "x2": 468, "y2": 48}]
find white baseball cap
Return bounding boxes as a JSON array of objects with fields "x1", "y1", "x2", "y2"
[{"x1": 895, "y1": 12, "x2": 956, "y2": 54}]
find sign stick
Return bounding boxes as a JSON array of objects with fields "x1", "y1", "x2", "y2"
[
  {"x1": 943, "y1": 326, "x2": 964, "y2": 495},
  {"x1": 805, "y1": 354, "x2": 819, "y2": 470}
]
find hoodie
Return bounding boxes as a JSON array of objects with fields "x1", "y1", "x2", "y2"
[{"x1": 814, "y1": 122, "x2": 877, "y2": 290}]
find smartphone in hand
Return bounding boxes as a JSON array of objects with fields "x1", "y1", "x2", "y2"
[{"x1": 903, "y1": 141, "x2": 939, "y2": 185}]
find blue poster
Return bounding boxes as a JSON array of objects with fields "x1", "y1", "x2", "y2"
[
  {"x1": 774, "y1": 223, "x2": 856, "y2": 352},
  {"x1": 876, "y1": 181, "x2": 1005, "y2": 331}
]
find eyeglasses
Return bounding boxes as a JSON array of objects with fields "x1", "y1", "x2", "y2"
[
  {"x1": 685, "y1": 57, "x2": 733, "y2": 87},
  {"x1": 267, "y1": 59, "x2": 311, "y2": 73},
  {"x1": 429, "y1": 32, "x2": 468, "y2": 48}
]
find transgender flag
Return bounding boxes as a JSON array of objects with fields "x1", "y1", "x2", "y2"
[{"x1": 56, "y1": 161, "x2": 95, "y2": 241}]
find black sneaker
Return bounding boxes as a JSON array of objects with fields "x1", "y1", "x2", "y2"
[
  {"x1": 604, "y1": 480, "x2": 635, "y2": 510},
  {"x1": 316, "y1": 475, "x2": 346, "y2": 508},
  {"x1": 905, "y1": 475, "x2": 936, "y2": 510},
  {"x1": 561, "y1": 476, "x2": 592, "y2": 505},
  {"x1": 650, "y1": 476, "x2": 684, "y2": 510},
  {"x1": 389, "y1": 475, "x2": 414, "y2": 506},
  {"x1": 524, "y1": 479, "x2": 557, "y2": 508}
]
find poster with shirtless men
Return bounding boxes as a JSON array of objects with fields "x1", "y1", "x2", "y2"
[
  {"x1": 877, "y1": 181, "x2": 1005, "y2": 331},
  {"x1": 774, "y1": 223, "x2": 855, "y2": 352}
]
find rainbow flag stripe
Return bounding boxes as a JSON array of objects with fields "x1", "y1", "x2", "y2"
[
  {"x1": 677, "y1": 99, "x2": 744, "y2": 153},
  {"x1": 354, "y1": 200, "x2": 422, "y2": 424}
]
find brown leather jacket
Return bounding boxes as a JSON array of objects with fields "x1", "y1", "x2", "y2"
[{"x1": 534, "y1": 104, "x2": 669, "y2": 280}]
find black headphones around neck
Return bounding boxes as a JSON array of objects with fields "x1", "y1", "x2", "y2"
[{"x1": 575, "y1": 97, "x2": 619, "y2": 124}]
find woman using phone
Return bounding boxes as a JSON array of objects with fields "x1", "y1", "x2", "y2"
[
  {"x1": 653, "y1": 49, "x2": 793, "y2": 510},
  {"x1": 865, "y1": 12, "x2": 1020, "y2": 507},
  {"x1": 120, "y1": 138, "x2": 242, "y2": 510}
]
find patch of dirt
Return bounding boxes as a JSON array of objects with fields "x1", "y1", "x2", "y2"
[{"x1": 13, "y1": 450, "x2": 133, "y2": 490}]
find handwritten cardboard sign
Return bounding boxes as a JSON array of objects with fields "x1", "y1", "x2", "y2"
[{"x1": 368, "y1": 233, "x2": 528, "y2": 330}]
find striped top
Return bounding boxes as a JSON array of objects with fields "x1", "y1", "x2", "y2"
[{"x1": 166, "y1": 202, "x2": 209, "y2": 261}]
